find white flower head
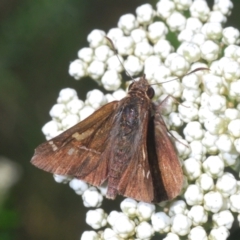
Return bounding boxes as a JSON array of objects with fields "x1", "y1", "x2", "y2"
[{"x1": 37, "y1": 0, "x2": 240, "y2": 239}]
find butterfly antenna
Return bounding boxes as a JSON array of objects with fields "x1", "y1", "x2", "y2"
[
  {"x1": 105, "y1": 36, "x2": 135, "y2": 82},
  {"x1": 150, "y1": 67, "x2": 209, "y2": 86}
]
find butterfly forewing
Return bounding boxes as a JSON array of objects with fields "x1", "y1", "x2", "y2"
[
  {"x1": 31, "y1": 101, "x2": 119, "y2": 186},
  {"x1": 152, "y1": 107, "x2": 183, "y2": 201}
]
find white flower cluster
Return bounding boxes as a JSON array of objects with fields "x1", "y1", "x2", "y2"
[{"x1": 40, "y1": 0, "x2": 240, "y2": 239}]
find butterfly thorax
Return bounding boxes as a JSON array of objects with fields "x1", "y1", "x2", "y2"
[{"x1": 106, "y1": 78, "x2": 153, "y2": 199}]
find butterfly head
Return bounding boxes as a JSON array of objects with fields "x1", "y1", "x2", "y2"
[{"x1": 128, "y1": 75, "x2": 155, "y2": 100}]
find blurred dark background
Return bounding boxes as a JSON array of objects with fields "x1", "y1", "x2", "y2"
[{"x1": 0, "y1": 0, "x2": 240, "y2": 239}]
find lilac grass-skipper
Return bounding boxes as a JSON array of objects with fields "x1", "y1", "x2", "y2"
[{"x1": 31, "y1": 73, "x2": 184, "y2": 203}]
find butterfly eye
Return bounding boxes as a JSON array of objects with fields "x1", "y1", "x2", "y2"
[{"x1": 147, "y1": 87, "x2": 155, "y2": 99}]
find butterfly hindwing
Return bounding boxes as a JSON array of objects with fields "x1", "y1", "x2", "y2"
[{"x1": 152, "y1": 104, "x2": 183, "y2": 201}]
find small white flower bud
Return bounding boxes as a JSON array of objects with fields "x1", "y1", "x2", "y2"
[
  {"x1": 174, "y1": 0, "x2": 192, "y2": 11},
  {"x1": 154, "y1": 39, "x2": 174, "y2": 59},
  {"x1": 106, "y1": 55, "x2": 124, "y2": 72},
  {"x1": 222, "y1": 26, "x2": 240, "y2": 45},
  {"x1": 124, "y1": 55, "x2": 143, "y2": 76},
  {"x1": 209, "y1": 226, "x2": 229, "y2": 240},
  {"x1": 148, "y1": 21, "x2": 168, "y2": 43},
  {"x1": 107, "y1": 28, "x2": 124, "y2": 43},
  {"x1": 161, "y1": 78, "x2": 182, "y2": 97},
  {"x1": 204, "y1": 116, "x2": 228, "y2": 135},
  {"x1": 156, "y1": 0, "x2": 175, "y2": 20},
  {"x1": 163, "y1": 233, "x2": 180, "y2": 240},
  {"x1": 166, "y1": 11, "x2": 186, "y2": 32},
  {"x1": 222, "y1": 59, "x2": 240, "y2": 81},
  {"x1": 229, "y1": 80, "x2": 240, "y2": 99},
  {"x1": 168, "y1": 112, "x2": 183, "y2": 128},
  {"x1": 184, "y1": 184, "x2": 204, "y2": 206},
  {"x1": 188, "y1": 226, "x2": 207, "y2": 240},
  {"x1": 200, "y1": 40, "x2": 220, "y2": 62},
  {"x1": 182, "y1": 72, "x2": 201, "y2": 90},
  {"x1": 203, "y1": 156, "x2": 224, "y2": 178},
  {"x1": 49, "y1": 104, "x2": 67, "y2": 120},
  {"x1": 112, "y1": 214, "x2": 135, "y2": 238},
  {"x1": 151, "y1": 212, "x2": 171, "y2": 233},
  {"x1": 202, "y1": 131, "x2": 218, "y2": 154},
  {"x1": 42, "y1": 120, "x2": 60, "y2": 139},
  {"x1": 183, "y1": 158, "x2": 202, "y2": 181},
  {"x1": 102, "y1": 228, "x2": 121, "y2": 240},
  {"x1": 188, "y1": 205, "x2": 208, "y2": 226},
  {"x1": 87, "y1": 60, "x2": 105, "y2": 80},
  {"x1": 57, "y1": 88, "x2": 78, "y2": 103},
  {"x1": 177, "y1": 42, "x2": 201, "y2": 63},
  {"x1": 87, "y1": 29, "x2": 106, "y2": 48},
  {"x1": 94, "y1": 45, "x2": 113, "y2": 62},
  {"x1": 78, "y1": 47, "x2": 94, "y2": 63},
  {"x1": 85, "y1": 89, "x2": 107, "y2": 109},
  {"x1": 208, "y1": 11, "x2": 226, "y2": 24},
  {"x1": 66, "y1": 99, "x2": 84, "y2": 115},
  {"x1": 192, "y1": 33, "x2": 206, "y2": 46},
  {"x1": 183, "y1": 121, "x2": 204, "y2": 142},
  {"x1": 135, "y1": 3, "x2": 155, "y2": 25},
  {"x1": 207, "y1": 94, "x2": 226, "y2": 113},
  {"x1": 86, "y1": 208, "x2": 107, "y2": 229},
  {"x1": 120, "y1": 198, "x2": 138, "y2": 218},
  {"x1": 169, "y1": 200, "x2": 187, "y2": 217},
  {"x1": 130, "y1": 28, "x2": 147, "y2": 43},
  {"x1": 118, "y1": 14, "x2": 138, "y2": 35},
  {"x1": 185, "y1": 17, "x2": 203, "y2": 32},
  {"x1": 178, "y1": 101, "x2": 199, "y2": 123},
  {"x1": 165, "y1": 53, "x2": 190, "y2": 77},
  {"x1": 81, "y1": 230, "x2": 99, "y2": 240},
  {"x1": 212, "y1": 210, "x2": 234, "y2": 229},
  {"x1": 69, "y1": 179, "x2": 88, "y2": 195},
  {"x1": 101, "y1": 70, "x2": 122, "y2": 91},
  {"x1": 202, "y1": 73, "x2": 223, "y2": 95},
  {"x1": 134, "y1": 41, "x2": 153, "y2": 61},
  {"x1": 189, "y1": 0, "x2": 210, "y2": 22},
  {"x1": 213, "y1": 0, "x2": 233, "y2": 16},
  {"x1": 137, "y1": 201, "x2": 156, "y2": 221},
  {"x1": 171, "y1": 213, "x2": 192, "y2": 236},
  {"x1": 82, "y1": 187, "x2": 103, "y2": 208},
  {"x1": 225, "y1": 108, "x2": 240, "y2": 121},
  {"x1": 189, "y1": 140, "x2": 206, "y2": 162},
  {"x1": 201, "y1": 22, "x2": 222, "y2": 41},
  {"x1": 69, "y1": 59, "x2": 87, "y2": 79},
  {"x1": 135, "y1": 221, "x2": 154, "y2": 239},
  {"x1": 204, "y1": 191, "x2": 223, "y2": 213},
  {"x1": 61, "y1": 114, "x2": 79, "y2": 129},
  {"x1": 216, "y1": 133, "x2": 234, "y2": 153},
  {"x1": 178, "y1": 29, "x2": 194, "y2": 42},
  {"x1": 53, "y1": 174, "x2": 72, "y2": 183},
  {"x1": 230, "y1": 193, "x2": 240, "y2": 212},
  {"x1": 216, "y1": 172, "x2": 237, "y2": 197},
  {"x1": 79, "y1": 106, "x2": 95, "y2": 120},
  {"x1": 196, "y1": 173, "x2": 214, "y2": 192},
  {"x1": 153, "y1": 65, "x2": 171, "y2": 83},
  {"x1": 228, "y1": 119, "x2": 240, "y2": 138}
]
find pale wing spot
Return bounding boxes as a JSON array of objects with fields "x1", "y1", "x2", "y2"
[
  {"x1": 142, "y1": 148, "x2": 146, "y2": 160},
  {"x1": 79, "y1": 146, "x2": 101, "y2": 155},
  {"x1": 142, "y1": 169, "x2": 145, "y2": 177},
  {"x1": 72, "y1": 129, "x2": 94, "y2": 141},
  {"x1": 146, "y1": 170, "x2": 150, "y2": 179},
  {"x1": 68, "y1": 148, "x2": 75, "y2": 155},
  {"x1": 49, "y1": 141, "x2": 58, "y2": 151}
]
